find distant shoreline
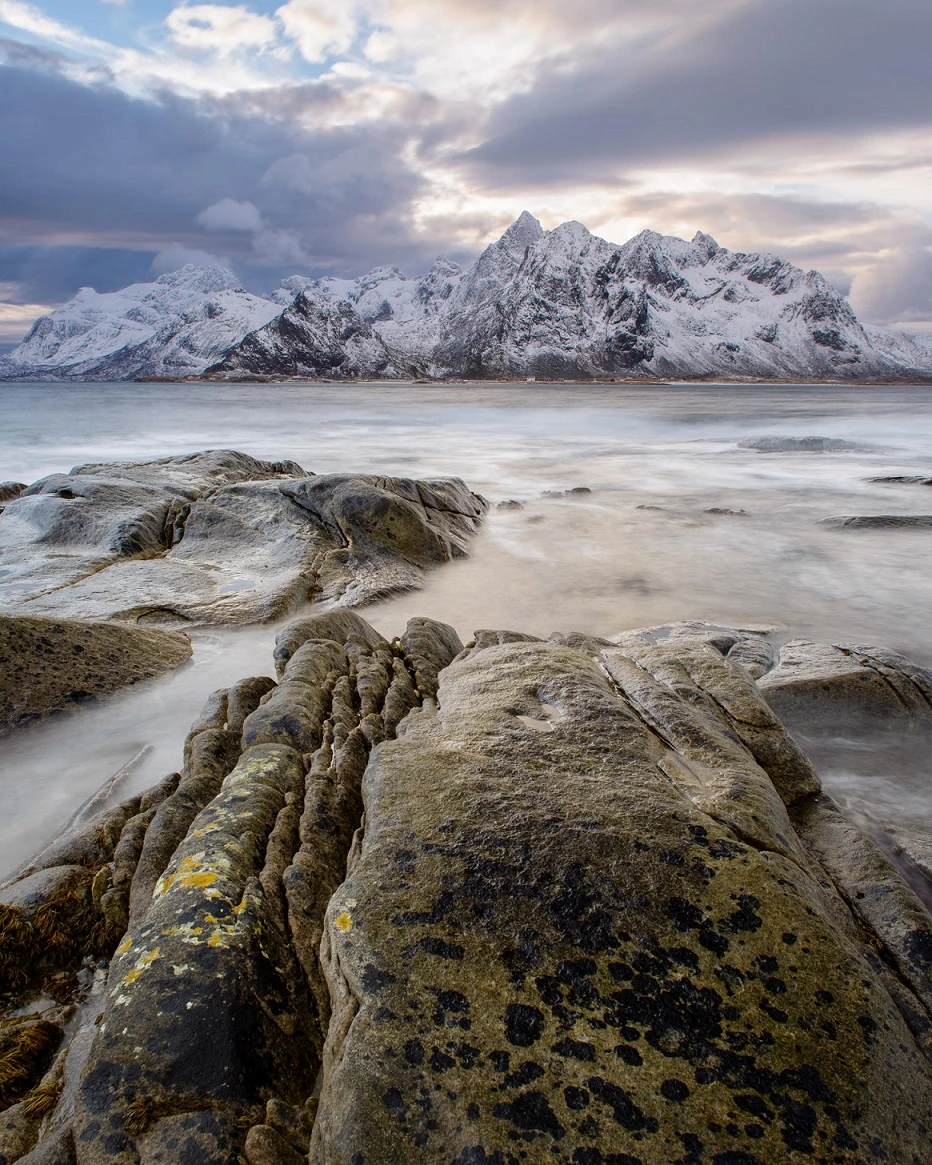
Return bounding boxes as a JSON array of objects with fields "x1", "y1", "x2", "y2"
[{"x1": 4, "y1": 373, "x2": 932, "y2": 387}]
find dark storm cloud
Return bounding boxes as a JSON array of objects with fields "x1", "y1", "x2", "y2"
[
  {"x1": 465, "y1": 0, "x2": 932, "y2": 180},
  {"x1": 0, "y1": 57, "x2": 440, "y2": 302}
]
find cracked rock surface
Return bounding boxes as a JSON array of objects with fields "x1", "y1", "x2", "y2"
[
  {"x1": 0, "y1": 450, "x2": 487, "y2": 626},
  {"x1": 1, "y1": 616, "x2": 931, "y2": 1163}
]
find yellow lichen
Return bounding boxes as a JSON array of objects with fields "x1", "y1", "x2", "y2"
[
  {"x1": 123, "y1": 947, "x2": 161, "y2": 985},
  {"x1": 335, "y1": 911, "x2": 353, "y2": 933}
]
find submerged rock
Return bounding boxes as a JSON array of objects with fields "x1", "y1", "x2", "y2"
[
  {"x1": 0, "y1": 450, "x2": 487, "y2": 625},
  {"x1": 2, "y1": 615, "x2": 931, "y2": 1164},
  {"x1": 821, "y1": 514, "x2": 932, "y2": 530},
  {"x1": 739, "y1": 436, "x2": 881, "y2": 453},
  {"x1": 0, "y1": 614, "x2": 191, "y2": 735}
]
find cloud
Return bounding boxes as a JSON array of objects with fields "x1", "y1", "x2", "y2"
[
  {"x1": 464, "y1": 0, "x2": 932, "y2": 179},
  {"x1": 166, "y1": 4, "x2": 278, "y2": 57},
  {"x1": 198, "y1": 198, "x2": 265, "y2": 232},
  {"x1": 0, "y1": 293, "x2": 56, "y2": 342},
  {"x1": 251, "y1": 227, "x2": 307, "y2": 266},
  {"x1": 850, "y1": 247, "x2": 932, "y2": 328},
  {"x1": 4, "y1": 0, "x2": 932, "y2": 334},
  {"x1": 0, "y1": 58, "x2": 440, "y2": 305},
  {"x1": 151, "y1": 244, "x2": 230, "y2": 275},
  {"x1": 276, "y1": 0, "x2": 356, "y2": 63}
]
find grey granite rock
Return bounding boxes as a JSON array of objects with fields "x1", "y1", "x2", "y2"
[{"x1": 0, "y1": 451, "x2": 487, "y2": 626}]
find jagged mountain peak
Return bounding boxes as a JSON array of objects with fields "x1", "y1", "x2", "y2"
[
  {"x1": 501, "y1": 210, "x2": 545, "y2": 248},
  {"x1": 691, "y1": 231, "x2": 721, "y2": 261}
]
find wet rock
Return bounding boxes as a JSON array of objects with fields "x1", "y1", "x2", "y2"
[
  {"x1": 867, "y1": 474, "x2": 932, "y2": 484},
  {"x1": 821, "y1": 514, "x2": 932, "y2": 529},
  {"x1": 0, "y1": 615, "x2": 191, "y2": 736},
  {"x1": 60, "y1": 612, "x2": 437, "y2": 1164},
  {"x1": 888, "y1": 827, "x2": 932, "y2": 888},
  {"x1": 758, "y1": 639, "x2": 932, "y2": 729},
  {"x1": 0, "y1": 867, "x2": 89, "y2": 919},
  {"x1": 495, "y1": 499, "x2": 524, "y2": 510},
  {"x1": 739, "y1": 435, "x2": 880, "y2": 452},
  {"x1": 0, "y1": 482, "x2": 26, "y2": 515},
  {"x1": 703, "y1": 506, "x2": 747, "y2": 515},
  {"x1": 16, "y1": 1129, "x2": 76, "y2": 1165},
  {"x1": 397, "y1": 617, "x2": 464, "y2": 701},
  {"x1": 311, "y1": 634, "x2": 932, "y2": 1164},
  {"x1": 0, "y1": 451, "x2": 487, "y2": 626}
]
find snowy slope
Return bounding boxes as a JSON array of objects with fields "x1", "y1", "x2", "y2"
[
  {"x1": 5, "y1": 217, "x2": 932, "y2": 381},
  {"x1": 0, "y1": 266, "x2": 281, "y2": 381}
]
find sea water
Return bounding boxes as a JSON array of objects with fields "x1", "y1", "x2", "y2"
[{"x1": 2, "y1": 379, "x2": 932, "y2": 876}]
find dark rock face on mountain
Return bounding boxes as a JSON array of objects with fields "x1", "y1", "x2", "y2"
[
  {"x1": 2, "y1": 615, "x2": 932, "y2": 1164},
  {"x1": 7, "y1": 216, "x2": 932, "y2": 382},
  {"x1": 0, "y1": 450, "x2": 487, "y2": 625},
  {"x1": 0, "y1": 615, "x2": 191, "y2": 735},
  {"x1": 207, "y1": 293, "x2": 423, "y2": 380}
]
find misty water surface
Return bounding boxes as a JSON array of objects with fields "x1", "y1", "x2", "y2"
[{"x1": 3, "y1": 380, "x2": 932, "y2": 876}]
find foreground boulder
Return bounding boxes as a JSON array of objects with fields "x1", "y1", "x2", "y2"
[
  {"x1": 0, "y1": 450, "x2": 487, "y2": 625},
  {"x1": 0, "y1": 614, "x2": 191, "y2": 735},
  {"x1": 0, "y1": 616, "x2": 930, "y2": 1164}
]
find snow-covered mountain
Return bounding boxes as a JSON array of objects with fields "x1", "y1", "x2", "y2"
[
  {"x1": 0, "y1": 266, "x2": 280, "y2": 381},
  {"x1": 206, "y1": 213, "x2": 932, "y2": 382},
  {"x1": 4, "y1": 215, "x2": 932, "y2": 382}
]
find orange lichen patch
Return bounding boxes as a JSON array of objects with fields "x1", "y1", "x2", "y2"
[{"x1": 160, "y1": 924, "x2": 204, "y2": 940}]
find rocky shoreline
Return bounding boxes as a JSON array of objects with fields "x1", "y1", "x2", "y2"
[
  {"x1": 0, "y1": 607, "x2": 931, "y2": 1162},
  {"x1": 3, "y1": 451, "x2": 932, "y2": 1163}
]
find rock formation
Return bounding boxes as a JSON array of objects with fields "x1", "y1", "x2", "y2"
[
  {"x1": 0, "y1": 451, "x2": 487, "y2": 626},
  {"x1": 2, "y1": 614, "x2": 932, "y2": 1163},
  {"x1": 0, "y1": 615, "x2": 191, "y2": 735}
]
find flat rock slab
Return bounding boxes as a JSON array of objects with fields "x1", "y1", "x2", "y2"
[
  {"x1": 739, "y1": 436, "x2": 881, "y2": 453},
  {"x1": 0, "y1": 450, "x2": 486, "y2": 625},
  {"x1": 0, "y1": 613, "x2": 191, "y2": 735}
]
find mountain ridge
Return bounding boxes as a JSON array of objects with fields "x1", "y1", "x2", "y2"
[{"x1": 3, "y1": 214, "x2": 931, "y2": 382}]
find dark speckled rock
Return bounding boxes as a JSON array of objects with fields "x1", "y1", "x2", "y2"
[
  {"x1": 0, "y1": 614, "x2": 192, "y2": 735},
  {"x1": 311, "y1": 636, "x2": 932, "y2": 1164}
]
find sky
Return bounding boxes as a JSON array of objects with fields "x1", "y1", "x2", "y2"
[{"x1": 1, "y1": 0, "x2": 931, "y2": 346}]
